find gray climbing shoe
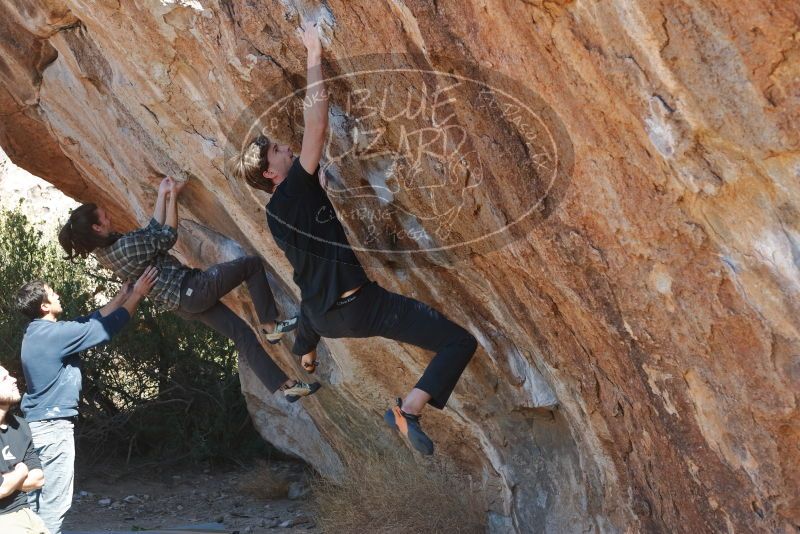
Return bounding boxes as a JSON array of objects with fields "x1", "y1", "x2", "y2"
[
  {"x1": 262, "y1": 316, "x2": 299, "y2": 344},
  {"x1": 283, "y1": 380, "x2": 321, "y2": 403}
]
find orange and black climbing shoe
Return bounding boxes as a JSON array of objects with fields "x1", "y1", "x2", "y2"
[{"x1": 383, "y1": 398, "x2": 434, "y2": 456}]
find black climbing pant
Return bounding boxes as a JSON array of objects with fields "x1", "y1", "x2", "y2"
[
  {"x1": 308, "y1": 281, "x2": 477, "y2": 409},
  {"x1": 176, "y1": 256, "x2": 288, "y2": 393}
]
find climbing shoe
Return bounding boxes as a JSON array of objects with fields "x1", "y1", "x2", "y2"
[
  {"x1": 383, "y1": 398, "x2": 434, "y2": 456},
  {"x1": 282, "y1": 380, "x2": 321, "y2": 403},
  {"x1": 262, "y1": 316, "x2": 299, "y2": 344}
]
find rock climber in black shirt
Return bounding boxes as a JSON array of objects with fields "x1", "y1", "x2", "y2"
[{"x1": 231, "y1": 21, "x2": 477, "y2": 455}]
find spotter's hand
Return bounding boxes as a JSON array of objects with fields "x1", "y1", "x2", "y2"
[{"x1": 133, "y1": 266, "x2": 159, "y2": 297}]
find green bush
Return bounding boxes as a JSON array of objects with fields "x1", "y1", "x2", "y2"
[{"x1": 0, "y1": 208, "x2": 270, "y2": 464}]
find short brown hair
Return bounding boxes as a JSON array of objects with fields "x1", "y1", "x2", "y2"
[
  {"x1": 230, "y1": 135, "x2": 275, "y2": 194},
  {"x1": 14, "y1": 280, "x2": 49, "y2": 320}
]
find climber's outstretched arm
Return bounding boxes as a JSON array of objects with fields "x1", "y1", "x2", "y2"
[
  {"x1": 299, "y1": 20, "x2": 328, "y2": 176},
  {"x1": 164, "y1": 177, "x2": 186, "y2": 230},
  {"x1": 153, "y1": 177, "x2": 170, "y2": 224}
]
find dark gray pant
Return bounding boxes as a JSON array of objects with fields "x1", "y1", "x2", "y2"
[
  {"x1": 176, "y1": 256, "x2": 288, "y2": 392},
  {"x1": 309, "y1": 282, "x2": 477, "y2": 409}
]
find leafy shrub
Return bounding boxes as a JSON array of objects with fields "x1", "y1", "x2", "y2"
[{"x1": 0, "y1": 208, "x2": 270, "y2": 464}]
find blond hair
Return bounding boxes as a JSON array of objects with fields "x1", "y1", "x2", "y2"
[{"x1": 229, "y1": 134, "x2": 275, "y2": 194}]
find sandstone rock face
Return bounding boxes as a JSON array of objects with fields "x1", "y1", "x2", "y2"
[{"x1": 1, "y1": 1, "x2": 798, "y2": 532}]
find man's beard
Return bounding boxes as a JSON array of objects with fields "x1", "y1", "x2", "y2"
[{"x1": 0, "y1": 391, "x2": 21, "y2": 404}]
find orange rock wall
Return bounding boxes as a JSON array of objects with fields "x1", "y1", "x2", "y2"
[{"x1": 1, "y1": 1, "x2": 798, "y2": 531}]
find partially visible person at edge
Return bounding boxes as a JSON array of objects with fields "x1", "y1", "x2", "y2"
[
  {"x1": 57, "y1": 177, "x2": 319, "y2": 405},
  {"x1": 231, "y1": 21, "x2": 478, "y2": 456},
  {"x1": 0, "y1": 365, "x2": 48, "y2": 534},
  {"x1": 15, "y1": 267, "x2": 158, "y2": 534}
]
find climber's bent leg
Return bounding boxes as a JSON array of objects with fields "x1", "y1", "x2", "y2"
[
  {"x1": 179, "y1": 256, "x2": 279, "y2": 324},
  {"x1": 315, "y1": 281, "x2": 477, "y2": 410},
  {"x1": 175, "y1": 302, "x2": 290, "y2": 393}
]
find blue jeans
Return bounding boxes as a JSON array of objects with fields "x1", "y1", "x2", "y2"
[{"x1": 27, "y1": 419, "x2": 74, "y2": 534}]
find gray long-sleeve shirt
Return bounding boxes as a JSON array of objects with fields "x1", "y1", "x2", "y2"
[{"x1": 20, "y1": 308, "x2": 130, "y2": 422}]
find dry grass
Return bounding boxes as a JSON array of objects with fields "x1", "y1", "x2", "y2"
[
  {"x1": 312, "y1": 446, "x2": 486, "y2": 533},
  {"x1": 238, "y1": 460, "x2": 291, "y2": 500}
]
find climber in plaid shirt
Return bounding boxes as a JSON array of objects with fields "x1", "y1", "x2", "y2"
[
  {"x1": 57, "y1": 176, "x2": 320, "y2": 403},
  {"x1": 93, "y1": 218, "x2": 185, "y2": 309}
]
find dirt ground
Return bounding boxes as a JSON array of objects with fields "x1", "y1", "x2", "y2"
[{"x1": 62, "y1": 458, "x2": 321, "y2": 533}]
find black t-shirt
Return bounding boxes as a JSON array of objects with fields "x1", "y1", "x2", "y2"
[
  {"x1": 267, "y1": 159, "x2": 369, "y2": 317},
  {"x1": 0, "y1": 414, "x2": 41, "y2": 515}
]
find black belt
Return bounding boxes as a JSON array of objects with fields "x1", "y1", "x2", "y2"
[
  {"x1": 45, "y1": 416, "x2": 78, "y2": 423},
  {"x1": 333, "y1": 283, "x2": 368, "y2": 308}
]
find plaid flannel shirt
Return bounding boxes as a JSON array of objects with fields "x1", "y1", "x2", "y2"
[{"x1": 94, "y1": 218, "x2": 188, "y2": 310}]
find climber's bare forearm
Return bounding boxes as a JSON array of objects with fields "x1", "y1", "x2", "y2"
[
  {"x1": 304, "y1": 54, "x2": 328, "y2": 133},
  {"x1": 299, "y1": 21, "x2": 327, "y2": 174}
]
